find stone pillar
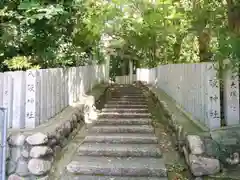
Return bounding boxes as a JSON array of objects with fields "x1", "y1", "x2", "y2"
[
  {"x1": 204, "y1": 63, "x2": 221, "y2": 129},
  {"x1": 105, "y1": 56, "x2": 110, "y2": 83},
  {"x1": 224, "y1": 69, "x2": 239, "y2": 125},
  {"x1": 129, "y1": 60, "x2": 133, "y2": 84},
  {"x1": 25, "y1": 70, "x2": 40, "y2": 128}
]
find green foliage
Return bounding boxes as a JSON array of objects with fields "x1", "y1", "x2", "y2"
[
  {"x1": 3, "y1": 56, "x2": 41, "y2": 70},
  {"x1": 104, "y1": 0, "x2": 239, "y2": 71},
  {"x1": 1, "y1": 0, "x2": 239, "y2": 73},
  {"x1": 0, "y1": 0, "x2": 108, "y2": 71},
  {"x1": 3, "y1": 56, "x2": 32, "y2": 70}
]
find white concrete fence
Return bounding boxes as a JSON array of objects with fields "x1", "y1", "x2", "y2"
[
  {"x1": 0, "y1": 64, "x2": 108, "y2": 129},
  {"x1": 115, "y1": 75, "x2": 137, "y2": 84},
  {"x1": 137, "y1": 63, "x2": 239, "y2": 130}
]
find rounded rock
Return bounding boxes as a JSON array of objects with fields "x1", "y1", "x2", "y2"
[
  {"x1": 53, "y1": 145, "x2": 61, "y2": 156},
  {"x1": 11, "y1": 147, "x2": 21, "y2": 162},
  {"x1": 37, "y1": 176, "x2": 49, "y2": 180},
  {"x1": 26, "y1": 133, "x2": 48, "y2": 145},
  {"x1": 189, "y1": 154, "x2": 220, "y2": 176},
  {"x1": 30, "y1": 146, "x2": 53, "y2": 158},
  {"x1": 8, "y1": 134, "x2": 26, "y2": 146},
  {"x1": 7, "y1": 160, "x2": 16, "y2": 175},
  {"x1": 72, "y1": 113, "x2": 78, "y2": 122},
  {"x1": 28, "y1": 159, "x2": 52, "y2": 176},
  {"x1": 16, "y1": 157, "x2": 29, "y2": 176},
  {"x1": 63, "y1": 121, "x2": 72, "y2": 136},
  {"x1": 21, "y1": 148, "x2": 30, "y2": 158},
  {"x1": 8, "y1": 174, "x2": 27, "y2": 180},
  {"x1": 48, "y1": 137, "x2": 58, "y2": 147}
]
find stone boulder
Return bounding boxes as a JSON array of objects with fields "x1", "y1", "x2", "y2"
[
  {"x1": 189, "y1": 154, "x2": 220, "y2": 176},
  {"x1": 26, "y1": 133, "x2": 48, "y2": 145}
]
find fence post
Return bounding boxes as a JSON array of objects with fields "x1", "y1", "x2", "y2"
[
  {"x1": 55, "y1": 68, "x2": 61, "y2": 114},
  {"x1": 59, "y1": 68, "x2": 64, "y2": 111},
  {"x1": 51, "y1": 69, "x2": 57, "y2": 117},
  {"x1": 223, "y1": 69, "x2": 240, "y2": 125},
  {"x1": 63, "y1": 68, "x2": 68, "y2": 108},
  {"x1": 68, "y1": 68, "x2": 74, "y2": 105},
  {"x1": 39, "y1": 69, "x2": 48, "y2": 123},
  {"x1": 25, "y1": 70, "x2": 40, "y2": 128},
  {"x1": 46, "y1": 69, "x2": 52, "y2": 119},
  {"x1": 0, "y1": 107, "x2": 7, "y2": 180},
  {"x1": 12, "y1": 71, "x2": 26, "y2": 129},
  {"x1": 2, "y1": 73, "x2": 13, "y2": 128},
  {"x1": 0, "y1": 74, "x2": 3, "y2": 108},
  {"x1": 204, "y1": 63, "x2": 221, "y2": 129}
]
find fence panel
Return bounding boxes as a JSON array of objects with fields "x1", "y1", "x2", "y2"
[
  {"x1": 0, "y1": 64, "x2": 108, "y2": 130},
  {"x1": 115, "y1": 75, "x2": 137, "y2": 84},
  {"x1": 137, "y1": 63, "x2": 223, "y2": 129}
]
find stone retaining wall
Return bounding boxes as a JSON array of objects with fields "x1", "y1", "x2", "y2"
[
  {"x1": 6, "y1": 84, "x2": 109, "y2": 180},
  {"x1": 136, "y1": 81, "x2": 221, "y2": 178}
]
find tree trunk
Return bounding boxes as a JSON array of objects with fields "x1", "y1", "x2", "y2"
[
  {"x1": 173, "y1": 35, "x2": 184, "y2": 63},
  {"x1": 227, "y1": 0, "x2": 240, "y2": 34},
  {"x1": 198, "y1": 30, "x2": 212, "y2": 62},
  {"x1": 193, "y1": 0, "x2": 212, "y2": 62}
]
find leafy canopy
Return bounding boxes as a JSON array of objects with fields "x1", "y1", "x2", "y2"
[{"x1": 0, "y1": 0, "x2": 239, "y2": 73}]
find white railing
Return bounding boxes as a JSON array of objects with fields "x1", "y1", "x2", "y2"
[
  {"x1": 0, "y1": 64, "x2": 108, "y2": 129},
  {"x1": 115, "y1": 75, "x2": 136, "y2": 84},
  {"x1": 137, "y1": 63, "x2": 239, "y2": 129}
]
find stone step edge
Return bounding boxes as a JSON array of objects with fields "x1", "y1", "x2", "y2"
[
  {"x1": 90, "y1": 125, "x2": 155, "y2": 133},
  {"x1": 66, "y1": 156, "x2": 167, "y2": 177},
  {"x1": 61, "y1": 174, "x2": 168, "y2": 180},
  {"x1": 83, "y1": 134, "x2": 158, "y2": 144},
  {"x1": 77, "y1": 143, "x2": 162, "y2": 157}
]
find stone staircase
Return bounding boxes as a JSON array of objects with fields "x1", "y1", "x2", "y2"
[{"x1": 62, "y1": 85, "x2": 168, "y2": 180}]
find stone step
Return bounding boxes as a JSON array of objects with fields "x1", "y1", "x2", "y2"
[
  {"x1": 110, "y1": 98, "x2": 147, "y2": 102},
  {"x1": 111, "y1": 96, "x2": 146, "y2": 101},
  {"x1": 111, "y1": 90, "x2": 143, "y2": 93},
  {"x1": 111, "y1": 92, "x2": 143, "y2": 94},
  {"x1": 61, "y1": 174, "x2": 168, "y2": 180},
  {"x1": 99, "y1": 112, "x2": 151, "y2": 118},
  {"x1": 94, "y1": 118, "x2": 151, "y2": 125},
  {"x1": 66, "y1": 156, "x2": 167, "y2": 177},
  {"x1": 107, "y1": 101, "x2": 147, "y2": 105},
  {"x1": 111, "y1": 95, "x2": 145, "y2": 98},
  {"x1": 83, "y1": 133, "x2": 158, "y2": 144},
  {"x1": 77, "y1": 143, "x2": 162, "y2": 157},
  {"x1": 104, "y1": 104, "x2": 148, "y2": 108},
  {"x1": 111, "y1": 94, "x2": 144, "y2": 96},
  {"x1": 111, "y1": 97, "x2": 146, "y2": 99},
  {"x1": 90, "y1": 125, "x2": 154, "y2": 134},
  {"x1": 101, "y1": 108, "x2": 149, "y2": 113}
]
